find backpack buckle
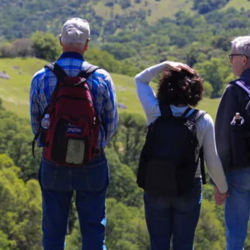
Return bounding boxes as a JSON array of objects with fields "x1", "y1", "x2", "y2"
[{"x1": 95, "y1": 148, "x2": 103, "y2": 156}]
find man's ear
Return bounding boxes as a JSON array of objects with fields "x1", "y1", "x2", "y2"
[
  {"x1": 59, "y1": 35, "x2": 63, "y2": 46},
  {"x1": 243, "y1": 55, "x2": 249, "y2": 66},
  {"x1": 84, "y1": 39, "x2": 90, "y2": 51}
]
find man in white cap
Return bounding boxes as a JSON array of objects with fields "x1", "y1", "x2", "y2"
[{"x1": 30, "y1": 17, "x2": 118, "y2": 250}]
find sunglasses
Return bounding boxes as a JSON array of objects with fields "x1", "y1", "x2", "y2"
[{"x1": 229, "y1": 54, "x2": 249, "y2": 60}]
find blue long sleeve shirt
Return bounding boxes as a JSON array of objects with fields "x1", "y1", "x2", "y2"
[{"x1": 29, "y1": 52, "x2": 118, "y2": 148}]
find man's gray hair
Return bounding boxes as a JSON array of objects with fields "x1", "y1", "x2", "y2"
[
  {"x1": 61, "y1": 38, "x2": 86, "y2": 46},
  {"x1": 60, "y1": 18, "x2": 90, "y2": 46},
  {"x1": 231, "y1": 36, "x2": 250, "y2": 59}
]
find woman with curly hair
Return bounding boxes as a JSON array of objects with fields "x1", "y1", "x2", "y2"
[{"x1": 135, "y1": 61, "x2": 228, "y2": 250}]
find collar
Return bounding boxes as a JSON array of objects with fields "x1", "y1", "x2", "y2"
[
  {"x1": 241, "y1": 68, "x2": 250, "y2": 78},
  {"x1": 59, "y1": 52, "x2": 84, "y2": 60}
]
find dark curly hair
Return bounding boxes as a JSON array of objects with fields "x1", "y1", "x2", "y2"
[{"x1": 156, "y1": 70, "x2": 204, "y2": 107}]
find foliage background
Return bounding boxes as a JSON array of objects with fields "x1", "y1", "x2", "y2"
[{"x1": 0, "y1": 0, "x2": 250, "y2": 249}]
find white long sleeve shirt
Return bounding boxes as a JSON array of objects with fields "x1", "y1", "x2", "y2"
[{"x1": 135, "y1": 62, "x2": 228, "y2": 194}]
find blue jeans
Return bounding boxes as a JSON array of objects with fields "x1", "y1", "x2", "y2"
[
  {"x1": 225, "y1": 168, "x2": 250, "y2": 250},
  {"x1": 144, "y1": 178, "x2": 202, "y2": 250},
  {"x1": 39, "y1": 153, "x2": 109, "y2": 250}
]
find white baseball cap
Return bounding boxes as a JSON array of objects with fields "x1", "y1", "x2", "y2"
[{"x1": 60, "y1": 18, "x2": 90, "y2": 45}]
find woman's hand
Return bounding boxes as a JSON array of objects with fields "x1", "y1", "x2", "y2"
[
  {"x1": 214, "y1": 185, "x2": 229, "y2": 205},
  {"x1": 165, "y1": 61, "x2": 195, "y2": 74}
]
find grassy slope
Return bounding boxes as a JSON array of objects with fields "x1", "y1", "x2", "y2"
[
  {"x1": 0, "y1": 57, "x2": 220, "y2": 122},
  {"x1": 94, "y1": 0, "x2": 194, "y2": 23},
  {"x1": 93, "y1": 0, "x2": 250, "y2": 24},
  {"x1": 221, "y1": 0, "x2": 250, "y2": 11},
  {"x1": 0, "y1": 58, "x2": 46, "y2": 118}
]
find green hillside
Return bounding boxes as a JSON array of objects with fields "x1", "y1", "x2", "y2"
[
  {"x1": 1, "y1": 0, "x2": 250, "y2": 42},
  {"x1": 0, "y1": 57, "x2": 144, "y2": 118},
  {"x1": 1, "y1": 0, "x2": 250, "y2": 99},
  {"x1": 94, "y1": 0, "x2": 250, "y2": 23},
  {"x1": 94, "y1": 0, "x2": 195, "y2": 23},
  {"x1": 221, "y1": 0, "x2": 250, "y2": 11},
  {"x1": 0, "y1": 57, "x2": 220, "y2": 121},
  {"x1": 0, "y1": 1, "x2": 249, "y2": 249},
  {"x1": 94, "y1": 0, "x2": 250, "y2": 21}
]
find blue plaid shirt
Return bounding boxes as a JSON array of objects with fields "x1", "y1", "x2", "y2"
[{"x1": 30, "y1": 52, "x2": 118, "y2": 148}]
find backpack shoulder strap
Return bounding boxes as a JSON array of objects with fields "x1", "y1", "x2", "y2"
[
  {"x1": 187, "y1": 109, "x2": 207, "y2": 185},
  {"x1": 159, "y1": 103, "x2": 173, "y2": 118},
  {"x1": 187, "y1": 109, "x2": 207, "y2": 124},
  {"x1": 199, "y1": 147, "x2": 206, "y2": 185},
  {"x1": 233, "y1": 80, "x2": 250, "y2": 96},
  {"x1": 44, "y1": 63, "x2": 68, "y2": 82},
  {"x1": 233, "y1": 80, "x2": 250, "y2": 112},
  {"x1": 77, "y1": 63, "x2": 107, "y2": 140},
  {"x1": 77, "y1": 63, "x2": 100, "y2": 79},
  {"x1": 181, "y1": 107, "x2": 192, "y2": 117}
]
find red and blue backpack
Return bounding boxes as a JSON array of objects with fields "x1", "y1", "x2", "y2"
[{"x1": 33, "y1": 63, "x2": 101, "y2": 167}]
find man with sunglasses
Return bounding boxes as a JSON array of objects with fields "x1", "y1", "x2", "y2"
[{"x1": 215, "y1": 36, "x2": 250, "y2": 250}]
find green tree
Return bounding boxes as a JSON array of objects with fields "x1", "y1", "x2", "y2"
[
  {"x1": 0, "y1": 109, "x2": 41, "y2": 181},
  {"x1": 66, "y1": 198, "x2": 149, "y2": 250},
  {"x1": 0, "y1": 230, "x2": 12, "y2": 250},
  {"x1": 194, "y1": 57, "x2": 230, "y2": 98},
  {"x1": 204, "y1": 81, "x2": 213, "y2": 97},
  {"x1": 110, "y1": 113, "x2": 146, "y2": 173},
  {"x1": 0, "y1": 98, "x2": 4, "y2": 110},
  {"x1": 0, "y1": 154, "x2": 42, "y2": 250},
  {"x1": 105, "y1": 198, "x2": 149, "y2": 250},
  {"x1": 106, "y1": 148, "x2": 143, "y2": 207},
  {"x1": 101, "y1": 43, "x2": 138, "y2": 60},
  {"x1": 212, "y1": 35, "x2": 231, "y2": 51},
  {"x1": 31, "y1": 31, "x2": 61, "y2": 61},
  {"x1": 195, "y1": 199, "x2": 226, "y2": 250},
  {"x1": 193, "y1": 0, "x2": 229, "y2": 14},
  {"x1": 85, "y1": 48, "x2": 138, "y2": 76}
]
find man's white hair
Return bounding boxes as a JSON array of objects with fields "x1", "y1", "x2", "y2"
[
  {"x1": 60, "y1": 18, "x2": 90, "y2": 46},
  {"x1": 231, "y1": 36, "x2": 250, "y2": 60},
  {"x1": 61, "y1": 38, "x2": 87, "y2": 46}
]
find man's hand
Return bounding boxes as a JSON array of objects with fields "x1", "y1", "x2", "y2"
[
  {"x1": 214, "y1": 185, "x2": 229, "y2": 206},
  {"x1": 165, "y1": 61, "x2": 195, "y2": 74}
]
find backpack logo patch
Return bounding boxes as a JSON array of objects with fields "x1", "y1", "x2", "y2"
[{"x1": 67, "y1": 126, "x2": 82, "y2": 135}]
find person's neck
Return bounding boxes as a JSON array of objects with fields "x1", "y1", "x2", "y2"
[
  {"x1": 62, "y1": 48, "x2": 84, "y2": 55},
  {"x1": 240, "y1": 66, "x2": 250, "y2": 76},
  {"x1": 175, "y1": 104, "x2": 186, "y2": 107}
]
